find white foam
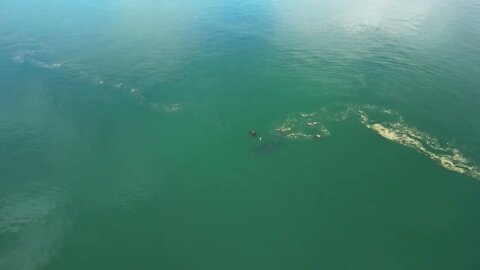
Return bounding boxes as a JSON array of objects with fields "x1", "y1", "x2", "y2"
[
  {"x1": 11, "y1": 50, "x2": 64, "y2": 69},
  {"x1": 31, "y1": 60, "x2": 63, "y2": 69},
  {"x1": 11, "y1": 55, "x2": 25, "y2": 64},
  {"x1": 300, "y1": 112, "x2": 315, "y2": 117},
  {"x1": 11, "y1": 50, "x2": 36, "y2": 64},
  {"x1": 275, "y1": 114, "x2": 329, "y2": 141},
  {"x1": 276, "y1": 104, "x2": 480, "y2": 180},
  {"x1": 163, "y1": 103, "x2": 180, "y2": 113},
  {"x1": 359, "y1": 108, "x2": 480, "y2": 180},
  {"x1": 149, "y1": 103, "x2": 181, "y2": 113}
]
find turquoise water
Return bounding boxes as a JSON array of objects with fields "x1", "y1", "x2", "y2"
[{"x1": 1, "y1": 0, "x2": 480, "y2": 269}]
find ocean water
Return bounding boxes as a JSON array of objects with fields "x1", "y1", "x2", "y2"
[{"x1": 1, "y1": 0, "x2": 480, "y2": 269}]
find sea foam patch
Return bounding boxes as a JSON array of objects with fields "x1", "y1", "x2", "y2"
[
  {"x1": 358, "y1": 107, "x2": 480, "y2": 180},
  {"x1": 275, "y1": 113, "x2": 330, "y2": 140},
  {"x1": 275, "y1": 104, "x2": 480, "y2": 180},
  {"x1": 9, "y1": 48, "x2": 190, "y2": 117},
  {"x1": 11, "y1": 50, "x2": 63, "y2": 69}
]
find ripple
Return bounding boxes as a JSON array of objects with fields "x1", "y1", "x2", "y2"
[
  {"x1": 0, "y1": 186, "x2": 65, "y2": 270},
  {"x1": 0, "y1": 189, "x2": 60, "y2": 234}
]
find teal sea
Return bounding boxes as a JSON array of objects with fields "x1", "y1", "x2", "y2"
[{"x1": 1, "y1": 0, "x2": 480, "y2": 269}]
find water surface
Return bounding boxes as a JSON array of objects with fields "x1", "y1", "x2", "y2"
[{"x1": 1, "y1": 0, "x2": 480, "y2": 269}]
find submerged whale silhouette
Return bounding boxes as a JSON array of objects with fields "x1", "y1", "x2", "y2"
[{"x1": 252, "y1": 137, "x2": 282, "y2": 155}]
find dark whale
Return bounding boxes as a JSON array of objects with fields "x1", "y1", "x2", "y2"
[{"x1": 252, "y1": 137, "x2": 282, "y2": 156}]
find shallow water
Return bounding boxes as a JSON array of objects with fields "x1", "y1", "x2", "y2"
[{"x1": 1, "y1": 0, "x2": 480, "y2": 269}]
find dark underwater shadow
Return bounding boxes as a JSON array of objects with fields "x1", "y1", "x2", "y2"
[{"x1": 251, "y1": 136, "x2": 283, "y2": 156}]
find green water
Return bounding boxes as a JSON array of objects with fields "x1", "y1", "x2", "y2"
[{"x1": 1, "y1": 0, "x2": 480, "y2": 269}]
